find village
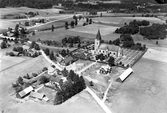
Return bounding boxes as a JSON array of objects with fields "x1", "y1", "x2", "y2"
[{"x1": 0, "y1": 1, "x2": 167, "y2": 113}]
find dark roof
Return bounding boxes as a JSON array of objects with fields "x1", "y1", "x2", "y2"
[
  {"x1": 96, "y1": 29, "x2": 102, "y2": 40},
  {"x1": 63, "y1": 56, "x2": 73, "y2": 64}
]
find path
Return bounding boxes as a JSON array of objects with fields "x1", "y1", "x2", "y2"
[
  {"x1": 41, "y1": 50, "x2": 112, "y2": 113},
  {"x1": 102, "y1": 79, "x2": 113, "y2": 103},
  {"x1": 86, "y1": 87, "x2": 112, "y2": 113},
  {"x1": 40, "y1": 50, "x2": 63, "y2": 71},
  {"x1": 76, "y1": 62, "x2": 97, "y2": 75}
]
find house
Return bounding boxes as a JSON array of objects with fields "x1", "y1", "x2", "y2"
[
  {"x1": 62, "y1": 56, "x2": 74, "y2": 66},
  {"x1": 94, "y1": 29, "x2": 123, "y2": 58},
  {"x1": 18, "y1": 86, "x2": 34, "y2": 98},
  {"x1": 99, "y1": 65, "x2": 112, "y2": 74},
  {"x1": 48, "y1": 65, "x2": 57, "y2": 75},
  {"x1": 116, "y1": 67, "x2": 133, "y2": 82}
]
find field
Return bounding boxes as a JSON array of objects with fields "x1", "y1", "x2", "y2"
[
  {"x1": 106, "y1": 48, "x2": 167, "y2": 113},
  {"x1": 93, "y1": 16, "x2": 166, "y2": 25},
  {"x1": 0, "y1": 7, "x2": 63, "y2": 17},
  {"x1": 0, "y1": 7, "x2": 69, "y2": 32},
  {"x1": 30, "y1": 23, "x2": 120, "y2": 42},
  {"x1": 4, "y1": 90, "x2": 105, "y2": 113},
  {"x1": 70, "y1": 24, "x2": 119, "y2": 36},
  {"x1": 0, "y1": 55, "x2": 50, "y2": 112}
]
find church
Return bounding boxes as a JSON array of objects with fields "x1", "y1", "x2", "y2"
[{"x1": 94, "y1": 29, "x2": 123, "y2": 58}]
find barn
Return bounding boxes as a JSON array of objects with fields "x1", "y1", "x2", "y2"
[{"x1": 116, "y1": 67, "x2": 133, "y2": 82}]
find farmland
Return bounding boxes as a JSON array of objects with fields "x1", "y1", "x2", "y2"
[
  {"x1": 93, "y1": 16, "x2": 166, "y2": 25},
  {"x1": 4, "y1": 90, "x2": 105, "y2": 113},
  {"x1": 104, "y1": 47, "x2": 167, "y2": 113}
]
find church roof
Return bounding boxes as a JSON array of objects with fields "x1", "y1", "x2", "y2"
[
  {"x1": 96, "y1": 29, "x2": 101, "y2": 40},
  {"x1": 99, "y1": 44, "x2": 120, "y2": 52}
]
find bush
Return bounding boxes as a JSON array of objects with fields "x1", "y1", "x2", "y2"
[
  {"x1": 9, "y1": 52, "x2": 15, "y2": 56},
  {"x1": 32, "y1": 73, "x2": 38, "y2": 77}
]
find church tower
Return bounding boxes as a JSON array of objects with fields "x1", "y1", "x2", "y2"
[{"x1": 95, "y1": 29, "x2": 101, "y2": 51}]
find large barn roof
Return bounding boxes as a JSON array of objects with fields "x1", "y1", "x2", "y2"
[{"x1": 119, "y1": 67, "x2": 133, "y2": 82}]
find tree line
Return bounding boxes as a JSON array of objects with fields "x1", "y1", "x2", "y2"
[
  {"x1": 115, "y1": 20, "x2": 150, "y2": 35},
  {"x1": 140, "y1": 24, "x2": 167, "y2": 39},
  {"x1": 54, "y1": 69, "x2": 86, "y2": 105},
  {"x1": 0, "y1": 0, "x2": 57, "y2": 8}
]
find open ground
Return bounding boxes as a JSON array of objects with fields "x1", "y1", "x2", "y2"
[
  {"x1": 0, "y1": 55, "x2": 50, "y2": 111},
  {"x1": 3, "y1": 90, "x2": 105, "y2": 113},
  {"x1": 106, "y1": 48, "x2": 167, "y2": 113}
]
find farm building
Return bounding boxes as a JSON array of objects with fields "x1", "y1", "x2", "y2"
[
  {"x1": 99, "y1": 65, "x2": 112, "y2": 74},
  {"x1": 18, "y1": 86, "x2": 34, "y2": 98},
  {"x1": 116, "y1": 67, "x2": 133, "y2": 82}
]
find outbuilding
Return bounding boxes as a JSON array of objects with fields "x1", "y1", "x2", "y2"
[
  {"x1": 116, "y1": 67, "x2": 133, "y2": 82},
  {"x1": 18, "y1": 86, "x2": 34, "y2": 98}
]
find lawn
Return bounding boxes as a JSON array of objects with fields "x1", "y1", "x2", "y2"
[
  {"x1": 106, "y1": 50, "x2": 167, "y2": 113},
  {"x1": 5, "y1": 90, "x2": 105, "y2": 113}
]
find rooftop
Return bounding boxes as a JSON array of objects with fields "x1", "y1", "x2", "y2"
[{"x1": 99, "y1": 44, "x2": 120, "y2": 52}]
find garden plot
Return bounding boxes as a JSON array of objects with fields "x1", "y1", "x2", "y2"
[{"x1": 70, "y1": 24, "x2": 119, "y2": 36}]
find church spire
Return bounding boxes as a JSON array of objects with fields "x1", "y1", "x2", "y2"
[{"x1": 96, "y1": 29, "x2": 102, "y2": 40}]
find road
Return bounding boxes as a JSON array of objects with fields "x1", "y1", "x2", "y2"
[
  {"x1": 41, "y1": 50, "x2": 112, "y2": 113},
  {"x1": 86, "y1": 87, "x2": 112, "y2": 113}
]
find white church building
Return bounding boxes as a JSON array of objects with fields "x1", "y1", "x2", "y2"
[{"x1": 93, "y1": 29, "x2": 123, "y2": 58}]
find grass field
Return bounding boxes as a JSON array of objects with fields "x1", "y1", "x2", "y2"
[
  {"x1": 0, "y1": 55, "x2": 50, "y2": 110},
  {"x1": 93, "y1": 16, "x2": 166, "y2": 25},
  {"x1": 5, "y1": 90, "x2": 105, "y2": 113},
  {"x1": 30, "y1": 23, "x2": 120, "y2": 42},
  {"x1": 70, "y1": 24, "x2": 119, "y2": 36},
  {"x1": 106, "y1": 49, "x2": 167, "y2": 113}
]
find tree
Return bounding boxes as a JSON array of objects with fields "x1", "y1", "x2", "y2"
[
  {"x1": 51, "y1": 25, "x2": 54, "y2": 32},
  {"x1": 89, "y1": 81, "x2": 94, "y2": 86},
  {"x1": 39, "y1": 76, "x2": 49, "y2": 84},
  {"x1": 65, "y1": 22, "x2": 69, "y2": 30},
  {"x1": 62, "y1": 68, "x2": 68, "y2": 77},
  {"x1": 108, "y1": 56, "x2": 115, "y2": 67},
  {"x1": 75, "y1": 18, "x2": 78, "y2": 26},
  {"x1": 89, "y1": 19, "x2": 92, "y2": 24},
  {"x1": 14, "y1": 24, "x2": 19, "y2": 38},
  {"x1": 32, "y1": 73, "x2": 38, "y2": 77},
  {"x1": 34, "y1": 43, "x2": 40, "y2": 50},
  {"x1": 70, "y1": 21, "x2": 75, "y2": 28},
  {"x1": 1, "y1": 41, "x2": 7, "y2": 49},
  {"x1": 45, "y1": 48, "x2": 50, "y2": 56},
  {"x1": 17, "y1": 76, "x2": 24, "y2": 85},
  {"x1": 156, "y1": 41, "x2": 158, "y2": 45},
  {"x1": 49, "y1": 51, "x2": 55, "y2": 60}
]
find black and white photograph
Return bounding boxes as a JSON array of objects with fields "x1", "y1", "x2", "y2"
[{"x1": 0, "y1": 0, "x2": 167, "y2": 113}]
